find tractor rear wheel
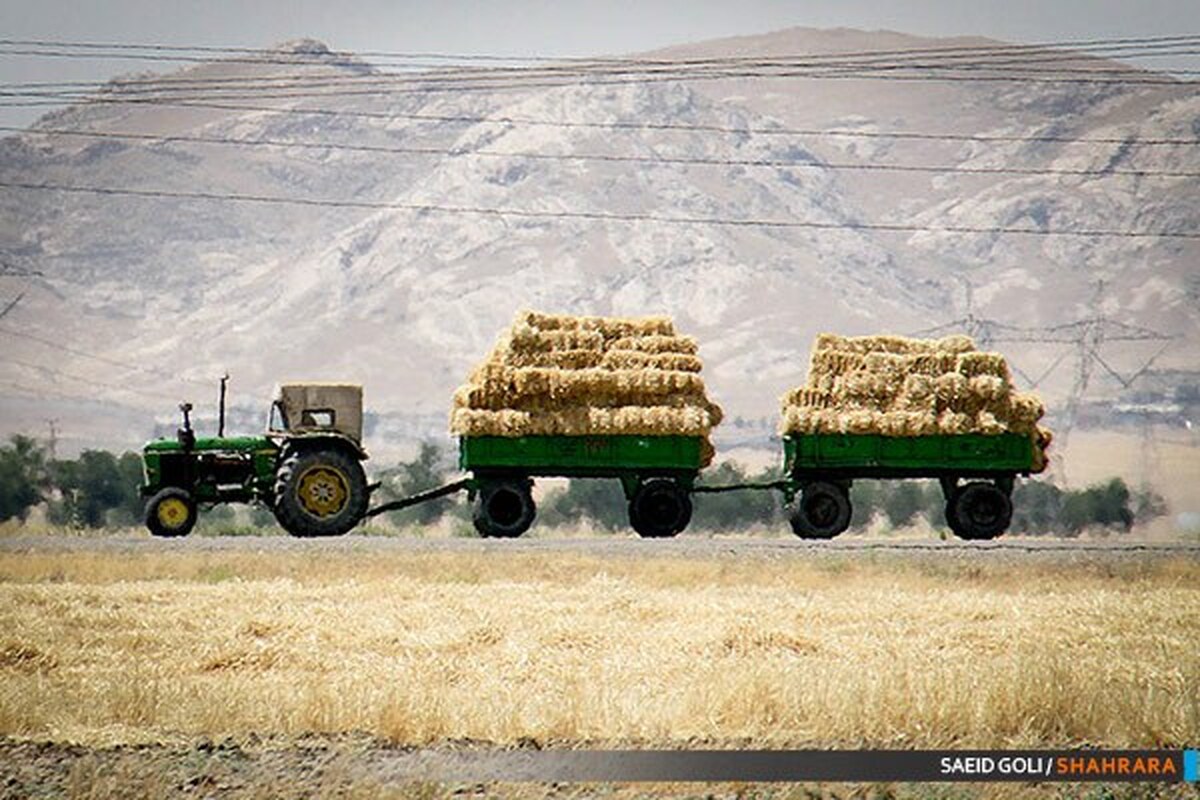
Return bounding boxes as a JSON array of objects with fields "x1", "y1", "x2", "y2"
[
  {"x1": 789, "y1": 481, "x2": 851, "y2": 539},
  {"x1": 273, "y1": 448, "x2": 368, "y2": 537},
  {"x1": 629, "y1": 477, "x2": 692, "y2": 538},
  {"x1": 145, "y1": 487, "x2": 197, "y2": 538},
  {"x1": 473, "y1": 478, "x2": 536, "y2": 538}
]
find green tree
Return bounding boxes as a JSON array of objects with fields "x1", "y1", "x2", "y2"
[
  {"x1": 48, "y1": 450, "x2": 142, "y2": 528},
  {"x1": 0, "y1": 435, "x2": 47, "y2": 522},
  {"x1": 691, "y1": 462, "x2": 783, "y2": 532},
  {"x1": 882, "y1": 481, "x2": 925, "y2": 527}
]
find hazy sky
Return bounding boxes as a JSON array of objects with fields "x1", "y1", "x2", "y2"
[{"x1": 0, "y1": 0, "x2": 1197, "y2": 126}]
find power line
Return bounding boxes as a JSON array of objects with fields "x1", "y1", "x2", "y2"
[
  {"x1": 1, "y1": 32, "x2": 1197, "y2": 67},
  {"x1": 0, "y1": 324, "x2": 210, "y2": 387},
  {"x1": 7, "y1": 125, "x2": 1196, "y2": 178},
  {"x1": 4, "y1": 45, "x2": 1197, "y2": 95},
  {"x1": 2, "y1": 179, "x2": 1195, "y2": 239},
  {"x1": 0, "y1": 36, "x2": 1195, "y2": 98},
  {"x1": 7, "y1": 98, "x2": 1193, "y2": 147},
  {"x1": 0, "y1": 355, "x2": 181, "y2": 402},
  {"x1": 0, "y1": 64, "x2": 1187, "y2": 101}
]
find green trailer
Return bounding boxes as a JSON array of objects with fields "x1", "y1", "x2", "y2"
[
  {"x1": 456, "y1": 434, "x2": 705, "y2": 538},
  {"x1": 779, "y1": 432, "x2": 1045, "y2": 540}
]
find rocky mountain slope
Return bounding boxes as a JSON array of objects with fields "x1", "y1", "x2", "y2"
[{"x1": 0, "y1": 28, "x2": 1196, "y2": 455}]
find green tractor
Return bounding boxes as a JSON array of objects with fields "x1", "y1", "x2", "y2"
[{"x1": 140, "y1": 381, "x2": 370, "y2": 537}]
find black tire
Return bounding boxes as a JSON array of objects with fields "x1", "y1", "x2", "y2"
[
  {"x1": 144, "y1": 487, "x2": 197, "y2": 538},
  {"x1": 628, "y1": 477, "x2": 692, "y2": 538},
  {"x1": 947, "y1": 481, "x2": 1012, "y2": 540},
  {"x1": 789, "y1": 481, "x2": 851, "y2": 539},
  {"x1": 473, "y1": 478, "x2": 536, "y2": 538},
  {"x1": 272, "y1": 448, "x2": 368, "y2": 537}
]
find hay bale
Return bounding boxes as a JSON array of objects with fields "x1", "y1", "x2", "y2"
[
  {"x1": 450, "y1": 311, "x2": 722, "y2": 465},
  {"x1": 518, "y1": 310, "x2": 676, "y2": 338},
  {"x1": 780, "y1": 331, "x2": 1050, "y2": 447},
  {"x1": 600, "y1": 350, "x2": 703, "y2": 372},
  {"x1": 608, "y1": 335, "x2": 699, "y2": 355},
  {"x1": 509, "y1": 325, "x2": 605, "y2": 353}
]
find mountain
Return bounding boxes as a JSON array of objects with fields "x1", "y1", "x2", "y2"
[{"x1": 0, "y1": 29, "x2": 1197, "y2": 457}]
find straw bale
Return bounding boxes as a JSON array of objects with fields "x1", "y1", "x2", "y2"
[
  {"x1": 863, "y1": 352, "x2": 908, "y2": 376},
  {"x1": 608, "y1": 335, "x2": 699, "y2": 355},
  {"x1": 782, "y1": 387, "x2": 835, "y2": 409},
  {"x1": 905, "y1": 353, "x2": 960, "y2": 376},
  {"x1": 955, "y1": 352, "x2": 1011, "y2": 379},
  {"x1": 504, "y1": 349, "x2": 604, "y2": 369},
  {"x1": 937, "y1": 410, "x2": 974, "y2": 435},
  {"x1": 976, "y1": 410, "x2": 1007, "y2": 435},
  {"x1": 934, "y1": 372, "x2": 970, "y2": 404},
  {"x1": 836, "y1": 371, "x2": 901, "y2": 401},
  {"x1": 968, "y1": 375, "x2": 1009, "y2": 402},
  {"x1": 936, "y1": 334, "x2": 977, "y2": 354},
  {"x1": 812, "y1": 332, "x2": 976, "y2": 355},
  {"x1": 809, "y1": 351, "x2": 866, "y2": 378},
  {"x1": 839, "y1": 409, "x2": 883, "y2": 435},
  {"x1": 519, "y1": 310, "x2": 677, "y2": 339},
  {"x1": 452, "y1": 406, "x2": 713, "y2": 438},
  {"x1": 450, "y1": 311, "x2": 722, "y2": 451},
  {"x1": 600, "y1": 350, "x2": 703, "y2": 372},
  {"x1": 880, "y1": 410, "x2": 940, "y2": 437},
  {"x1": 509, "y1": 325, "x2": 605, "y2": 353},
  {"x1": 781, "y1": 330, "x2": 1049, "y2": 446},
  {"x1": 1008, "y1": 392, "x2": 1046, "y2": 426}
]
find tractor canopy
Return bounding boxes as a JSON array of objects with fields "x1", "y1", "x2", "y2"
[{"x1": 270, "y1": 383, "x2": 363, "y2": 443}]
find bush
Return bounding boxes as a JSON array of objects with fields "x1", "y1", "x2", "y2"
[
  {"x1": 540, "y1": 478, "x2": 629, "y2": 531},
  {"x1": 1011, "y1": 477, "x2": 1164, "y2": 536}
]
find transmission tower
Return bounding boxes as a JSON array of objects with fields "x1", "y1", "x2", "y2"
[{"x1": 912, "y1": 277, "x2": 1175, "y2": 482}]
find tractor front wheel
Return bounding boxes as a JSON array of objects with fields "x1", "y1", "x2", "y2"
[
  {"x1": 145, "y1": 487, "x2": 197, "y2": 538},
  {"x1": 273, "y1": 449, "x2": 368, "y2": 537}
]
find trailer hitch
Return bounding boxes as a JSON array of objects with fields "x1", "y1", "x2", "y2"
[{"x1": 362, "y1": 478, "x2": 472, "y2": 519}]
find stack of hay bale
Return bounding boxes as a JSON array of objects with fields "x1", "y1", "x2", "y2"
[
  {"x1": 780, "y1": 333, "x2": 1052, "y2": 461},
  {"x1": 450, "y1": 310, "x2": 724, "y2": 465}
]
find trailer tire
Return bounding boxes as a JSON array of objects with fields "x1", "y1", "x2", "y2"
[
  {"x1": 789, "y1": 481, "x2": 851, "y2": 539},
  {"x1": 145, "y1": 487, "x2": 197, "y2": 538},
  {"x1": 947, "y1": 481, "x2": 1012, "y2": 540},
  {"x1": 474, "y1": 478, "x2": 535, "y2": 538},
  {"x1": 629, "y1": 477, "x2": 692, "y2": 538},
  {"x1": 273, "y1": 448, "x2": 368, "y2": 537}
]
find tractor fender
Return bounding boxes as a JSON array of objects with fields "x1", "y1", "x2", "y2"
[{"x1": 274, "y1": 432, "x2": 368, "y2": 463}]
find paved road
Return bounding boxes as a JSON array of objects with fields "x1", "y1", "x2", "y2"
[{"x1": 1, "y1": 533, "x2": 1197, "y2": 558}]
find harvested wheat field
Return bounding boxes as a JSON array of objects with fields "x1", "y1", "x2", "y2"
[{"x1": 0, "y1": 544, "x2": 1197, "y2": 798}]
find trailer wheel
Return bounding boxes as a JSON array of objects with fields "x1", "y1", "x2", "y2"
[
  {"x1": 474, "y1": 478, "x2": 536, "y2": 538},
  {"x1": 144, "y1": 487, "x2": 197, "y2": 537},
  {"x1": 789, "y1": 482, "x2": 851, "y2": 539},
  {"x1": 273, "y1": 448, "x2": 368, "y2": 537},
  {"x1": 947, "y1": 481, "x2": 1012, "y2": 540},
  {"x1": 629, "y1": 477, "x2": 692, "y2": 538}
]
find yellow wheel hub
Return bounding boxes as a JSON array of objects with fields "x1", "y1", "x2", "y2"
[
  {"x1": 156, "y1": 497, "x2": 190, "y2": 529},
  {"x1": 296, "y1": 466, "x2": 349, "y2": 518}
]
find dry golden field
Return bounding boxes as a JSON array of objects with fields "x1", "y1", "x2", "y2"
[{"x1": 1, "y1": 545, "x2": 1197, "y2": 756}]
